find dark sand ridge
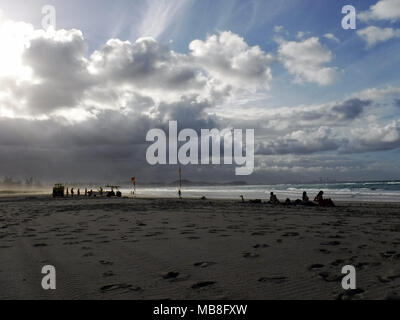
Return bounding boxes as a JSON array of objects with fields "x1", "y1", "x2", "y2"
[{"x1": 0, "y1": 195, "x2": 400, "y2": 300}]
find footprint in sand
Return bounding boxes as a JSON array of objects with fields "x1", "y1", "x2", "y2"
[
  {"x1": 319, "y1": 271, "x2": 343, "y2": 283},
  {"x1": 82, "y1": 252, "x2": 94, "y2": 257},
  {"x1": 99, "y1": 260, "x2": 114, "y2": 266},
  {"x1": 191, "y1": 281, "x2": 216, "y2": 289},
  {"x1": 319, "y1": 249, "x2": 331, "y2": 254},
  {"x1": 253, "y1": 244, "x2": 269, "y2": 249},
  {"x1": 162, "y1": 271, "x2": 180, "y2": 279},
  {"x1": 320, "y1": 241, "x2": 341, "y2": 246},
  {"x1": 162, "y1": 271, "x2": 190, "y2": 282},
  {"x1": 243, "y1": 252, "x2": 260, "y2": 259},
  {"x1": 100, "y1": 284, "x2": 142, "y2": 293},
  {"x1": 33, "y1": 243, "x2": 47, "y2": 247},
  {"x1": 330, "y1": 259, "x2": 345, "y2": 266},
  {"x1": 102, "y1": 271, "x2": 115, "y2": 278}
]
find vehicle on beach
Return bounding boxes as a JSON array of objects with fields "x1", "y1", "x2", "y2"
[
  {"x1": 52, "y1": 184, "x2": 65, "y2": 198},
  {"x1": 105, "y1": 185, "x2": 122, "y2": 198}
]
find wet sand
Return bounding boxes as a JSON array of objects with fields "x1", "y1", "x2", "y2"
[{"x1": 0, "y1": 195, "x2": 400, "y2": 300}]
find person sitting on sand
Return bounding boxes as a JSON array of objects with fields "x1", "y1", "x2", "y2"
[
  {"x1": 314, "y1": 191, "x2": 335, "y2": 207},
  {"x1": 302, "y1": 191, "x2": 309, "y2": 203},
  {"x1": 299, "y1": 191, "x2": 315, "y2": 206},
  {"x1": 269, "y1": 192, "x2": 280, "y2": 205}
]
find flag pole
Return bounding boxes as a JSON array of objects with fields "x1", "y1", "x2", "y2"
[{"x1": 179, "y1": 167, "x2": 182, "y2": 198}]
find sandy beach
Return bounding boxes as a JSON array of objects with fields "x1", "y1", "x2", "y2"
[{"x1": 0, "y1": 195, "x2": 399, "y2": 300}]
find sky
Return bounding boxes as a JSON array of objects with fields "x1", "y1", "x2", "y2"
[{"x1": 0, "y1": 0, "x2": 400, "y2": 184}]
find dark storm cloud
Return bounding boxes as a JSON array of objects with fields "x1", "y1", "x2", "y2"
[
  {"x1": 298, "y1": 98, "x2": 371, "y2": 124},
  {"x1": 331, "y1": 98, "x2": 371, "y2": 120}
]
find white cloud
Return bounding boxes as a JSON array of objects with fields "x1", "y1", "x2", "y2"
[
  {"x1": 324, "y1": 33, "x2": 340, "y2": 43},
  {"x1": 274, "y1": 25, "x2": 284, "y2": 33},
  {"x1": 189, "y1": 31, "x2": 274, "y2": 91},
  {"x1": 296, "y1": 31, "x2": 310, "y2": 39},
  {"x1": 348, "y1": 120, "x2": 400, "y2": 152},
  {"x1": 359, "y1": 0, "x2": 400, "y2": 22},
  {"x1": 0, "y1": 15, "x2": 274, "y2": 121},
  {"x1": 277, "y1": 37, "x2": 338, "y2": 86},
  {"x1": 257, "y1": 127, "x2": 341, "y2": 155},
  {"x1": 357, "y1": 25, "x2": 400, "y2": 47}
]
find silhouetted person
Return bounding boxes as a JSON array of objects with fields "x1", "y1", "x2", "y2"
[
  {"x1": 71, "y1": 188, "x2": 74, "y2": 198},
  {"x1": 77, "y1": 189, "x2": 80, "y2": 197},
  {"x1": 302, "y1": 191, "x2": 309, "y2": 203},
  {"x1": 269, "y1": 192, "x2": 280, "y2": 204},
  {"x1": 178, "y1": 190, "x2": 182, "y2": 199},
  {"x1": 314, "y1": 191, "x2": 335, "y2": 207},
  {"x1": 85, "y1": 188, "x2": 88, "y2": 196},
  {"x1": 240, "y1": 195, "x2": 245, "y2": 203},
  {"x1": 314, "y1": 191, "x2": 324, "y2": 205}
]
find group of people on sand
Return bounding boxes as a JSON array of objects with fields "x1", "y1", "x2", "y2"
[
  {"x1": 65, "y1": 187, "x2": 103, "y2": 197},
  {"x1": 268, "y1": 190, "x2": 335, "y2": 207}
]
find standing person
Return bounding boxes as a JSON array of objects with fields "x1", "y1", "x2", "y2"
[
  {"x1": 77, "y1": 189, "x2": 80, "y2": 197},
  {"x1": 85, "y1": 188, "x2": 88, "y2": 196},
  {"x1": 71, "y1": 188, "x2": 74, "y2": 198},
  {"x1": 66, "y1": 188, "x2": 69, "y2": 197}
]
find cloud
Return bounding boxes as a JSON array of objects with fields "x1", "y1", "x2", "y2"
[
  {"x1": 1, "y1": 11, "x2": 400, "y2": 182},
  {"x1": 331, "y1": 98, "x2": 371, "y2": 120},
  {"x1": 357, "y1": 26, "x2": 400, "y2": 47},
  {"x1": 277, "y1": 37, "x2": 338, "y2": 86},
  {"x1": 1, "y1": 17, "x2": 274, "y2": 118},
  {"x1": 189, "y1": 31, "x2": 274, "y2": 91},
  {"x1": 257, "y1": 127, "x2": 341, "y2": 155},
  {"x1": 359, "y1": 0, "x2": 400, "y2": 22},
  {"x1": 324, "y1": 33, "x2": 340, "y2": 43},
  {"x1": 347, "y1": 120, "x2": 400, "y2": 152}
]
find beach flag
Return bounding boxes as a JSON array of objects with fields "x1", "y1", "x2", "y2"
[{"x1": 131, "y1": 177, "x2": 136, "y2": 195}]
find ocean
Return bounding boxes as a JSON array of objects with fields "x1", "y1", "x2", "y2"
[{"x1": 121, "y1": 181, "x2": 400, "y2": 202}]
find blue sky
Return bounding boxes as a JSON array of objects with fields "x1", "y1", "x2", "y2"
[{"x1": 0, "y1": 0, "x2": 400, "y2": 182}]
